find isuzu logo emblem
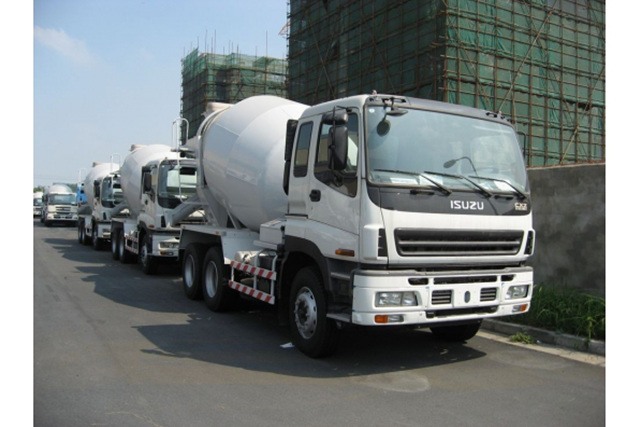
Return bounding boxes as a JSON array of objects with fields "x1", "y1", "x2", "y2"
[{"x1": 464, "y1": 291, "x2": 471, "y2": 303}]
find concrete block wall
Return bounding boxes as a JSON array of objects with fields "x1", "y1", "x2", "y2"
[{"x1": 527, "y1": 163, "x2": 605, "y2": 296}]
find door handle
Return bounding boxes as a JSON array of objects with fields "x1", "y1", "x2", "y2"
[{"x1": 309, "y1": 189, "x2": 321, "y2": 202}]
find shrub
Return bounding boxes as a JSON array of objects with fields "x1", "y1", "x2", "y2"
[{"x1": 503, "y1": 284, "x2": 605, "y2": 341}]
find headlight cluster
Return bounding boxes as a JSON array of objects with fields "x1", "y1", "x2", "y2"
[
  {"x1": 376, "y1": 292, "x2": 418, "y2": 307},
  {"x1": 159, "y1": 241, "x2": 179, "y2": 249},
  {"x1": 506, "y1": 285, "x2": 529, "y2": 300}
]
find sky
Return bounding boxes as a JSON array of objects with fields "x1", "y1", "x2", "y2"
[{"x1": 32, "y1": 0, "x2": 289, "y2": 188}]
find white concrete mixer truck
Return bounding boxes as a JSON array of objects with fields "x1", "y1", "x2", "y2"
[
  {"x1": 33, "y1": 191, "x2": 44, "y2": 217},
  {"x1": 110, "y1": 144, "x2": 202, "y2": 274},
  {"x1": 77, "y1": 161, "x2": 122, "y2": 249},
  {"x1": 41, "y1": 183, "x2": 78, "y2": 227},
  {"x1": 178, "y1": 94, "x2": 535, "y2": 358}
]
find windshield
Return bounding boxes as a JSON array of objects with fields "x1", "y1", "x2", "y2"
[
  {"x1": 365, "y1": 106, "x2": 528, "y2": 195},
  {"x1": 34, "y1": 198, "x2": 43, "y2": 206},
  {"x1": 158, "y1": 163, "x2": 197, "y2": 209},
  {"x1": 100, "y1": 177, "x2": 124, "y2": 208},
  {"x1": 48, "y1": 194, "x2": 76, "y2": 205}
]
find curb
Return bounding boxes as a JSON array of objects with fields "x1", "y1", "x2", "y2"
[{"x1": 482, "y1": 319, "x2": 605, "y2": 357}]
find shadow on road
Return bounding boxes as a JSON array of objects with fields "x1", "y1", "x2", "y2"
[{"x1": 42, "y1": 228, "x2": 488, "y2": 379}]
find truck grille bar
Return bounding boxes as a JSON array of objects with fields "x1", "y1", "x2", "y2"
[{"x1": 395, "y1": 229, "x2": 524, "y2": 257}]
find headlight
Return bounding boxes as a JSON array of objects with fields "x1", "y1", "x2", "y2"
[
  {"x1": 376, "y1": 292, "x2": 418, "y2": 307},
  {"x1": 506, "y1": 285, "x2": 529, "y2": 300},
  {"x1": 159, "y1": 241, "x2": 179, "y2": 249}
]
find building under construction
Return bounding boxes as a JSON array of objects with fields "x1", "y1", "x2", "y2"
[
  {"x1": 287, "y1": 0, "x2": 605, "y2": 167},
  {"x1": 180, "y1": 48, "x2": 288, "y2": 139}
]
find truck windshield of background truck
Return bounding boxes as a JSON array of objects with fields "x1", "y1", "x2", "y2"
[
  {"x1": 365, "y1": 107, "x2": 528, "y2": 196},
  {"x1": 157, "y1": 163, "x2": 197, "y2": 209},
  {"x1": 48, "y1": 194, "x2": 76, "y2": 205},
  {"x1": 100, "y1": 177, "x2": 124, "y2": 208}
]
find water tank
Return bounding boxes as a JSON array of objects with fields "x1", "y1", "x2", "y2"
[
  {"x1": 119, "y1": 144, "x2": 177, "y2": 217},
  {"x1": 83, "y1": 162, "x2": 119, "y2": 206},
  {"x1": 200, "y1": 95, "x2": 307, "y2": 231}
]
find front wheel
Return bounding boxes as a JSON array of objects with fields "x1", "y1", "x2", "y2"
[
  {"x1": 430, "y1": 321, "x2": 482, "y2": 342},
  {"x1": 111, "y1": 229, "x2": 120, "y2": 260},
  {"x1": 289, "y1": 267, "x2": 338, "y2": 358},
  {"x1": 119, "y1": 230, "x2": 134, "y2": 264},
  {"x1": 140, "y1": 233, "x2": 156, "y2": 275},
  {"x1": 91, "y1": 226, "x2": 103, "y2": 250}
]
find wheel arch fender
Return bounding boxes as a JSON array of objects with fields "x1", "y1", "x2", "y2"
[{"x1": 278, "y1": 236, "x2": 331, "y2": 323}]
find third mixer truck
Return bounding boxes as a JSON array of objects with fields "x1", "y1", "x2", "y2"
[
  {"x1": 176, "y1": 94, "x2": 535, "y2": 358},
  {"x1": 110, "y1": 144, "x2": 203, "y2": 274}
]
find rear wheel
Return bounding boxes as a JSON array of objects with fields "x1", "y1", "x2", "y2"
[
  {"x1": 182, "y1": 243, "x2": 205, "y2": 300},
  {"x1": 289, "y1": 267, "x2": 338, "y2": 358},
  {"x1": 430, "y1": 321, "x2": 482, "y2": 342},
  {"x1": 202, "y1": 247, "x2": 234, "y2": 311}
]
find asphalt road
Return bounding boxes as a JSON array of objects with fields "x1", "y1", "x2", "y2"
[{"x1": 33, "y1": 219, "x2": 605, "y2": 427}]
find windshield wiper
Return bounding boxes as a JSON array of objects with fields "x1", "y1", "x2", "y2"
[
  {"x1": 424, "y1": 170, "x2": 493, "y2": 198},
  {"x1": 469, "y1": 175, "x2": 527, "y2": 199},
  {"x1": 372, "y1": 169, "x2": 452, "y2": 195}
]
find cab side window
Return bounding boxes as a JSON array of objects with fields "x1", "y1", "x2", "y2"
[
  {"x1": 314, "y1": 113, "x2": 359, "y2": 197},
  {"x1": 293, "y1": 122, "x2": 313, "y2": 177}
]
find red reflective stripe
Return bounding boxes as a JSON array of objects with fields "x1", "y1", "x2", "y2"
[
  {"x1": 230, "y1": 261, "x2": 277, "y2": 281},
  {"x1": 228, "y1": 280, "x2": 275, "y2": 305}
]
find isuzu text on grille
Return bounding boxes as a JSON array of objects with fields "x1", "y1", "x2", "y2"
[{"x1": 450, "y1": 200, "x2": 485, "y2": 211}]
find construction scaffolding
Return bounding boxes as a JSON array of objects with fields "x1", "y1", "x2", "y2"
[
  {"x1": 180, "y1": 48, "x2": 288, "y2": 139},
  {"x1": 287, "y1": 0, "x2": 605, "y2": 166}
]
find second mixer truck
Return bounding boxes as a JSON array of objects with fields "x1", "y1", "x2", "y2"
[{"x1": 177, "y1": 94, "x2": 535, "y2": 358}]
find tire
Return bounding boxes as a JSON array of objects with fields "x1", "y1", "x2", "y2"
[
  {"x1": 430, "y1": 321, "x2": 482, "y2": 342},
  {"x1": 182, "y1": 243, "x2": 205, "y2": 300},
  {"x1": 119, "y1": 231, "x2": 134, "y2": 264},
  {"x1": 289, "y1": 267, "x2": 338, "y2": 358},
  {"x1": 78, "y1": 220, "x2": 90, "y2": 245},
  {"x1": 77, "y1": 221, "x2": 84, "y2": 244},
  {"x1": 91, "y1": 226, "x2": 102, "y2": 251},
  {"x1": 139, "y1": 233, "x2": 156, "y2": 275},
  {"x1": 202, "y1": 246, "x2": 235, "y2": 311},
  {"x1": 111, "y1": 229, "x2": 120, "y2": 260}
]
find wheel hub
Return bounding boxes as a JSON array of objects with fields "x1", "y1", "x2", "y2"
[{"x1": 294, "y1": 288, "x2": 317, "y2": 339}]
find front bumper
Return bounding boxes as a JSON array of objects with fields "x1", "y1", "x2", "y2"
[{"x1": 349, "y1": 266, "x2": 533, "y2": 326}]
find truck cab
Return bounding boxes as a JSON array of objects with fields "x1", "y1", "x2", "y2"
[
  {"x1": 281, "y1": 94, "x2": 534, "y2": 353},
  {"x1": 41, "y1": 184, "x2": 78, "y2": 227}
]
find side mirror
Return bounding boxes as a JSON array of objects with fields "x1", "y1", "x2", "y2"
[
  {"x1": 322, "y1": 110, "x2": 348, "y2": 126},
  {"x1": 329, "y1": 125, "x2": 348, "y2": 171},
  {"x1": 517, "y1": 130, "x2": 528, "y2": 161}
]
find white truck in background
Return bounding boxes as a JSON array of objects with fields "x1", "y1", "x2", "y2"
[
  {"x1": 33, "y1": 191, "x2": 44, "y2": 217},
  {"x1": 77, "y1": 161, "x2": 122, "y2": 250},
  {"x1": 109, "y1": 144, "x2": 203, "y2": 274},
  {"x1": 41, "y1": 183, "x2": 78, "y2": 227},
  {"x1": 176, "y1": 94, "x2": 535, "y2": 358}
]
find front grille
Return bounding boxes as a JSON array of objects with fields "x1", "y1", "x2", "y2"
[
  {"x1": 430, "y1": 287, "x2": 498, "y2": 305},
  {"x1": 480, "y1": 287, "x2": 498, "y2": 301},
  {"x1": 431, "y1": 290, "x2": 452, "y2": 305},
  {"x1": 395, "y1": 229, "x2": 524, "y2": 257}
]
